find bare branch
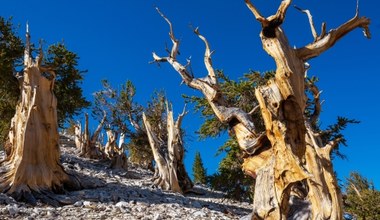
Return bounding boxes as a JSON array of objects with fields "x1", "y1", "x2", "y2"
[
  {"x1": 153, "y1": 7, "x2": 262, "y2": 154},
  {"x1": 155, "y1": 7, "x2": 179, "y2": 59},
  {"x1": 24, "y1": 23, "x2": 31, "y2": 67},
  {"x1": 245, "y1": 0, "x2": 292, "y2": 26},
  {"x1": 152, "y1": 8, "x2": 202, "y2": 90},
  {"x1": 296, "y1": 13, "x2": 371, "y2": 60},
  {"x1": 272, "y1": 0, "x2": 292, "y2": 24},
  {"x1": 248, "y1": 105, "x2": 260, "y2": 115},
  {"x1": 320, "y1": 22, "x2": 327, "y2": 39},
  {"x1": 244, "y1": 0, "x2": 268, "y2": 24},
  {"x1": 350, "y1": 183, "x2": 364, "y2": 202},
  {"x1": 91, "y1": 110, "x2": 107, "y2": 144},
  {"x1": 175, "y1": 104, "x2": 188, "y2": 129},
  {"x1": 294, "y1": 5, "x2": 318, "y2": 41},
  {"x1": 193, "y1": 27, "x2": 217, "y2": 84}
]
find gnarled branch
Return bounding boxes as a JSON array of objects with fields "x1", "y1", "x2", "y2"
[
  {"x1": 193, "y1": 27, "x2": 217, "y2": 85},
  {"x1": 294, "y1": 6, "x2": 318, "y2": 41},
  {"x1": 245, "y1": 0, "x2": 291, "y2": 29},
  {"x1": 152, "y1": 8, "x2": 261, "y2": 153},
  {"x1": 91, "y1": 110, "x2": 107, "y2": 144},
  {"x1": 296, "y1": 11, "x2": 370, "y2": 60},
  {"x1": 244, "y1": 0, "x2": 267, "y2": 24}
]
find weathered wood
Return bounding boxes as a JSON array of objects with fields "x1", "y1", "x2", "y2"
[
  {"x1": 142, "y1": 102, "x2": 192, "y2": 194},
  {"x1": 153, "y1": 2, "x2": 370, "y2": 219},
  {"x1": 74, "y1": 122, "x2": 82, "y2": 149},
  {"x1": 79, "y1": 112, "x2": 106, "y2": 159},
  {"x1": 0, "y1": 26, "x2": 81, "y2": 205}
]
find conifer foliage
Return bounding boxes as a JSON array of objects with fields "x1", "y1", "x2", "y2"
[
  {"x1": 344, "y1": 172, "x2": 380, "y2": 220},
  {"x1": 192, "y1": 151, "x2": 207, "y2": 184}
]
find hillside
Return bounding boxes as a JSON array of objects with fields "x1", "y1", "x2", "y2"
[{"x1": 0, "y1": 134, "x2": 251, "y2": 219}]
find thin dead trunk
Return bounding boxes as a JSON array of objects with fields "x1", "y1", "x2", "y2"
[
  {"x1": 142, "y1": 103, "x2": 193, "y2": 194},
  {"x1": 107, "y1": 130, "x2": 128, "y2": 170},
  {"x1": 152, "y1": 2, "x2": 370, "y2": 218},
  {"x1": 0, "y1": 26, "x2": 81, "y2": 206},
  {"x1": 74, "y1": 122, "x2": 82, "y2": 149},
  {"x1": 79, "y1": 112, "x2": 106, "y2": 159}
]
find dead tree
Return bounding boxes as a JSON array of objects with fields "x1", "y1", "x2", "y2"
[
  {"x1": 74, "y1": 122, "x2": 82, "y2": 149},
  {"x1": 142, "y1": 103, "x2": 193, "y2": 194},
  {"x1": 105, "y1": 129, "x2": 128, "y2": 169},
  {"x1": 0, "y1": 25, "x2": 81, "y2": 205},
  {"x1": 78, "y1": 112, "x2": 106, "y2": 159},
  {"x1": 152, "y1": 1, "x2": 370, "y2": 219}
]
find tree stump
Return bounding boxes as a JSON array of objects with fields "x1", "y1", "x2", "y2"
[{"x1": 0, "y1": 26, "x2": 81, "y2": 206}]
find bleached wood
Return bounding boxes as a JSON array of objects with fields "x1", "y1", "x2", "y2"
[
  {"x1": 142, "y1": 103, "x2": 192, "y2": 194},
  {"x1": 0, "y1": 26, "x2": 81, "y2": 205},
  {"x1": 154, "y1": 2, "x2": 370, "y2": 219}
]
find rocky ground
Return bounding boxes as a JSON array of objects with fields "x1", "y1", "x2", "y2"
[{"x1": 0, "y1": 134, "x2": 252, "y2": 219}]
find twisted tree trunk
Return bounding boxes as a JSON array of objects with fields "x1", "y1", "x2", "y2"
[
  {"x1": 0, "y1": 26, "x2": 81, "y2": 205},
  {"x1": 142, "y1": 103, "x2": 193, "y2": 194},
  {"x1": 153, "y1": 1, "x2": 370, "y2": 218}
]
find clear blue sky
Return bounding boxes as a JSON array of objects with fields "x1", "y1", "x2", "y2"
[{"x1": 1, "y1": 0, "x2": 379, "y2": 188}]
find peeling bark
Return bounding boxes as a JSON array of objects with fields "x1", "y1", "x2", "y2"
[
  {"x1": 142, "y1": 103, "x2": 192, "y2": 194},
  {"x1": 0, "y1": 26, "x2": 81, "y2": 206},
  {"x1": 153, "y1": 2, "x2": 370, "y2": 219}
]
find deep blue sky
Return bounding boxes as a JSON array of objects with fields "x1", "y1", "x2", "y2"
[{"x1": 1, "y1": 0, "x2": 379, "y2": 188}]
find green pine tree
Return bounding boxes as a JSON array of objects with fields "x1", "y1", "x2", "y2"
[
  {"x1": 344, "y1": 172, "x2": 380, "y2": 220},
  {"x1": 192, "y1": 151, "x2": 207, "y2": 184}
]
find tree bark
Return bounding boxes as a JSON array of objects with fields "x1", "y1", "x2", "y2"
[
  {"x1": 0, "y1": 26, "x2": 81, "y2": 206},
  {"x1": 142, "y1": 103, "x2": 193, "y2": 194},
  {"x1": 153, "y1": 2, "x2": 370, "y2": 219}
]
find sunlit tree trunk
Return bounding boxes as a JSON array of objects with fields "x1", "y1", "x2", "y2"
[
  {"x1": 142, "y1": 103, "x2": 193, "y2": 194},
  {"x1": 78, "y1": 112, "x2": 105, "y2": 159},
  {"x1": 0, "y1": 26, "x2": 81, "y2": 206},
  {"x1": 74, "y1": 122, "x2": 82, "y2": 149},
  {"x1": 152, "y1": 1, "x2": 370, "y2": 218},
  {"x1": 105, "y1": 130, "x2": 128, "y2": 170}
]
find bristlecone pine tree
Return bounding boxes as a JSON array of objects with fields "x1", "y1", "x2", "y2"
[
  {"x1": 0, "y1": 26, "x2": 82, "y2": 205},
  {"x1": 192, "y1": 151, "x2": 207, "y2": 184},
  {"x1": 143, "y1": 102, "x2": 193, "y2": 194},
  {"x1": 344, "y1": 172, "x2": 380, "y2": 220},
  {"x1": 152, "y1": 1, "x2": 370, "y2": 219},
  {"x1": 92, "y1": 80, "x2": 147, "y2": 169}
]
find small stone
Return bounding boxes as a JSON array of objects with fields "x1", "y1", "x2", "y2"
[
  {"x1": 47, "y1": 210, "x2": 56, "y2": 217},
  {"x1": 73, "y1": 201, "x2": 83, "y2": 207},
  {"x1": 7, "y1": 204, "x2": 18, "y2": 216},
  {"x1": 115, "y1": 201, "x2": 128, "y2": 208},
  {"x1": 192, "y1": 210, "x2": 207, "y2": 218},
  {"x1": 152, "y1": 213, "x2": 161, "y2": 220},
  {"x1": 191, "y1": 201, "x2": 202, "y2": 209},
  {"x1": 83, "y1": 201, "x2": 92, "y2": 207}
]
